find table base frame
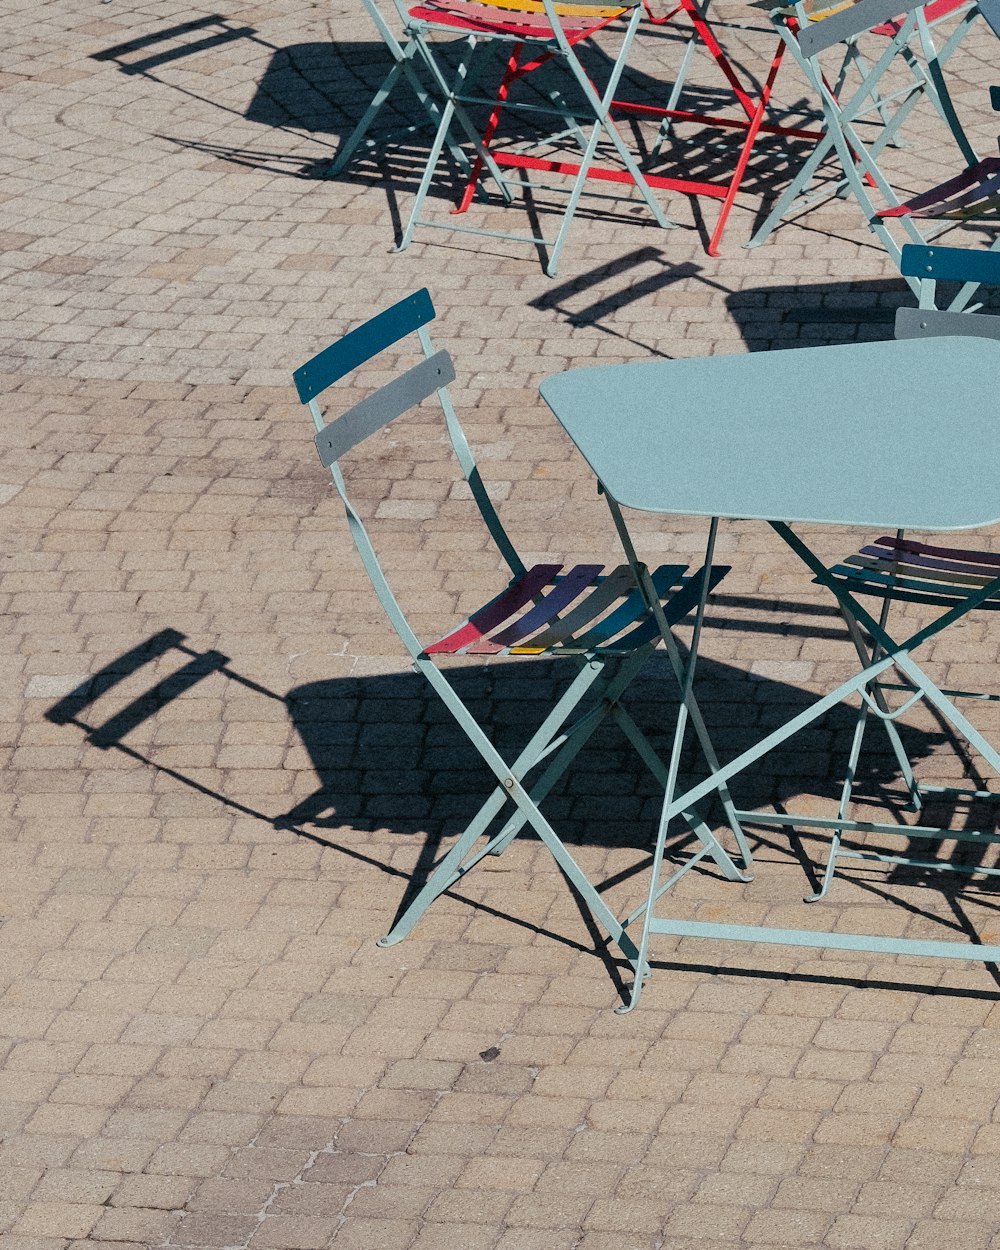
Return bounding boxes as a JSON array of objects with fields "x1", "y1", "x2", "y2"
[{"x1": 602, "y1": 500, "x2": 1000, "y2": 1012}]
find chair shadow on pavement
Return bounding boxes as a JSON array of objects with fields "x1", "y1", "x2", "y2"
[
  {"x1": 528, "y1": 260, "x2": 908, "y2": 358},
  {"x1": 91, "y1": 17, "x2": 825, "y2": 247},
  {"x1": 726, "y1": 273, "x2": 1000, "y2": 351},
  {"x1": 44, "y1": 625, "x2": 1000, "y2": 996},
  {"x1": 524, "y1": 249, "x2": 1000, "y2": 361}
]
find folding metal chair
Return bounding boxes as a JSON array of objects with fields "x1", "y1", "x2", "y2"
[
  {"x1": 746, "y1": 0, "x2": 982, "y2": 261},
  {"x1": 294, "y1": 289, "x2": 752, "y2": 963},
  {"x1": 787, "y1": 268, "x2": 1000, "y2": 904},
  {"x1": 380, "y1": 0, "x2": 677, "y2": 275},
  {"x1": 441, "y1": 0, "x2": 821, "y2": 257}
]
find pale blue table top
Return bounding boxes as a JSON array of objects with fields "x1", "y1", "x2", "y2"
[{"x1": 540, "y1": 336, "x2": 1000, "y2": 532}]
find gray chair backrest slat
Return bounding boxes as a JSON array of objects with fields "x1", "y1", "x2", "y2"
[
  {"x1": 797, "y1": 0, "x2": 920, "y2": 57},
  {"x1": 982, "y1": 0, "x2": 1000, "y2": 40},
  {"x1": 314, "y1": 349, "x2": 456, "y2": 467},
  {"x1": 895, "y1": 307, "x2": 1000, "y2": 341}
]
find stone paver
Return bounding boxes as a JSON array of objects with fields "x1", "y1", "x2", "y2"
[{"x1": 4, "y1": 2, "x2": 1000, "y2": 1248}]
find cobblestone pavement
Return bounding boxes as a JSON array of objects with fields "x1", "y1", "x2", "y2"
[{"x1": 6, "y1": 2, "x2": 1000, "y2": 1248}]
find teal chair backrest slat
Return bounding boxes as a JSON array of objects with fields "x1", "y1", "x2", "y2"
[
  {"x1": 314, "y1": 350, "x2": 456, "y2": 465},
  {"x1": 901, "y1": 243, "x2": 1000, "y2": 286},
  {"x1": 294, "y1": 288, "x2": 435, "y2": 403}
]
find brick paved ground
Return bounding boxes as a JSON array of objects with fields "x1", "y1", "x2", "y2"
[{"x1": 5, "y1": 2, "x2": 1000, "y2": 1248}]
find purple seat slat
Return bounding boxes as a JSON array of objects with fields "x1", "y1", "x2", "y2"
[
  {"x1": 425, "y1": 564, "x2": 561, "y2": 655},
  {"x1": 512, "y1": 565, "x2": 637, "y2": 653},
  {"x1": 873, "y1": 536, "x2": 1000, "y2": 569},
  {"x1": 466, "y1": 564, "x2": 604, "y2": 654},
  {"x1": 878, "y1": 156, "x2": 1000, "y2": 217},
  {"x1": 856, "y1": 545, "x2": 1000, "y2": 584}
]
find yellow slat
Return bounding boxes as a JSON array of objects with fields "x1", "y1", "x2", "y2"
[{"x1": 447, "y1": 0, "x2": 631, "y2": 18}]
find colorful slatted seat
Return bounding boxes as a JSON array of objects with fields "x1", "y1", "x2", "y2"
[
  {"x1": 295, "y1": 288, "x2": 753, "y2": 964},
  {"x1": 872, "y1": 78, "x2": 1000, "y2": 269},
  {"x1": 831, "y1": 535, "x2": 1000, "y2": 607},
  {"x1": 426, "y1": 562, "x2": 727, "y2": 655}
]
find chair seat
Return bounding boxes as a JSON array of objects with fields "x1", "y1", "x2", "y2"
[
  {"x1": 409, "y1": 0, "x2": 628, "y2": 37},
  {"x1": 426, "y1": 561, "x2": 728, "y2": 656},
  {"x1": 827, "y1": 535, "x2": 1000, "y2": 607},
  {"x1": 877, "y1": 156, "x2": 1000, "y2": 220}
]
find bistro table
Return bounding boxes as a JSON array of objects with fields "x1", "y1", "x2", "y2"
[{"x1": 540, "y1": 334, "x2": 1000, "y2": 1011}]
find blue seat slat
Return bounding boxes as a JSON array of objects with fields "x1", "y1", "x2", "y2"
[
  {"x1": 294, "y1": 289, "x2": 435, "y2": 403},
  {"x1": 606, "y1": 564, "x2": 728, "y2": 652},
  {"x1": 512, "y1": 566, "x2": 637, "y2": 652},
  {"x1": 470, "y1": 564, "x2": 604, "y2": 653},
  {"x1": 829, "y1": 563, "x2": 1000, "y2": 607}
]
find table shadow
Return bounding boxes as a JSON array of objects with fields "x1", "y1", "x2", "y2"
[{"x1": 45, "y1": 626, "x2": 1000, "y2": 967}]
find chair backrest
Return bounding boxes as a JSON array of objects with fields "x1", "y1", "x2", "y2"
[
  {"x1": 794, "y1": 0, "x2": 926, "y2": 57},
  {"x1": 294, "y1": 290, "x2": 525, "y2": 657},
  {"x1": 982, "y1": 0, "x2": 1000, "y2": 38},
  {"x1": 895, "y1": 243, "x2": 1000, "y2": 340}
]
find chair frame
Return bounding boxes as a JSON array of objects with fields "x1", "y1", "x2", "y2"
[
  {"x1": 746, "y1": 0, "x2": 981, "y2": 269},
  {"x1": 295, "y1": 288, "x2": 754, "y2": 969},
  {"x1": 329, "y1": 0, "x2": 514, "y2": 198},
  {"x1": 388, "y1": 0, "x2": 678, "y2": 275},
  {"x1": 777, "y1": 265, "x2": 1000, "y2": 904}
]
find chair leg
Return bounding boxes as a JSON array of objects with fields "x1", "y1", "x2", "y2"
[
  {"x1": 545, "y1": 8, "x2": 675, "y2": 275},
  {"x1": 396, "y1": 90, "x2": 461, "y2": 253},
  {"x1": 486, "y1": 646, "x2": 751, "y2": 881},
  {"x1": 454, "y1": 43, "x2": 525, "y2": 216},
  {"x1": 380, "y1": 656, "x2": 642, "y2": 970},
  {"x1": 329, "y1": 60, "x2": 408, "y2": 176},
  {"x1": 328, "y1": 42, "x2": 482, "y2": 184},
  {"x1": 706, "y1": 41, "x2": 786, "y2": 256},
  {"x1": 837, "y1": 603, "x2": 922, "y2": 812}
]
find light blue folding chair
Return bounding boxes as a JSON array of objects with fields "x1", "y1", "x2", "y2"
[
  {"x1": 343, "y1": 0, "x2": 675, "y2": 275},
  {"x1": 795, "y1": 265, "x2": 1000, "y2": 903},
  {"x1": 294, "y1": 289, "x2": 753, "y2": 963},
  {"x1": 747, "y1": 0, "x2": 982, "y2": 263}
]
